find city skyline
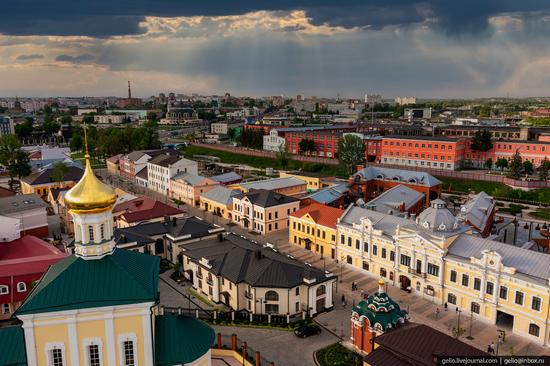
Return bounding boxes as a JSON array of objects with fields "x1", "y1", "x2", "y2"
[{"x1": 2, "y1": 1, "x2": 550, "y2": 98}]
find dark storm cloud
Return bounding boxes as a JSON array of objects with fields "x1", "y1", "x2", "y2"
[
  {"x1": 55, "y1": 54, "x2": 95, "y2": 63},
  {"x1": 2, "y1": 1, "x2": 550, "y2": 37},
  {"x1": 16, "y1": 54, "x2": 44, "y2": 60}
]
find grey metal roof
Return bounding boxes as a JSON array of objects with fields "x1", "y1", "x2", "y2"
[
  {"x1": 354, "y1": 167, "x2": 442, "y2": 187},
  {"x1": 416, "y1": 199, "x2": 461, "y2": 233},
  {"x1": 457, "y1": 192, "x2": 495, "y2": 233},
  {"x1": 211, "y1": 171, "x2": 242, "y2": 183},
  {"x1": 172, "y1": 172, "x2": 207, "y2": 186},
  {"x1": 366, "y1": 184, "x2": 424, "y2": 214},
  {"x1": 305, "y1": 183, "x2": 349, "y2": 204},
  {"x1": 234, "y1": 189, "x2": 299, "y2": 208},
  {"x1": 238, "y1": 177, "x2": 306, "y2": 192},
  {"x1": 181, "y1": 233, "x2": 333, "y2": 288},
  {"x1": 201, "y1": 186, "x2": 240, "y2": 206},
  {"x1": 113, "y1": 216, "x2": 223, "y2": 247},
  {"x1": 448, "y1": 235, "x2": 550, "y2": 280},
  {"x1": 339, "y1": 205, "x2": 413, "y2": 237},
  {"x1": 0, "y1": 194, "x2": 48, "y2": 214}
]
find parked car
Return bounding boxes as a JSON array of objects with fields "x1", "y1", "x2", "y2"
[{"x1": 294, "y1": 324, "x2": 322, "y2": 338}]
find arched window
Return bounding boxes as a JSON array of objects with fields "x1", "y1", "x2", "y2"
[
  {"x1": 17, "y1": 282, "x2": 26, "y2": 292},
  {"x1": 529, "y1": 323, "x2": 540, "y2": 337},
  {"x1": 88, "y1": 226, "x2": 94, "y2": 241},
  {"x1": 448, "y1": 293, "x2": 456, "y2": 305},
  {"x1": 380, "y1": 268, "x2": 387, "y2": 277},
  {"x1": 100, "y1": 224, "x2": 105, "y2": 240},
  {"x1": 316, "y1": 285, "x2": 326, "y2": 297},
  {"x1": 0, "y1": 285, "x2": 8, "y2": 295},
  {"x1": 265, "y1": 290, "x2": 279, "y2": 302}
]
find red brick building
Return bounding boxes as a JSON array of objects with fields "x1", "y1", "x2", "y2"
[
  {"x1": 282, "y1": 126, "x2": 357, "y2": 158},
  {"x1": 0, "y1": 235, "x2": 66, "y2": 319}
]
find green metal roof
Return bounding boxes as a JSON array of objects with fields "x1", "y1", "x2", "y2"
[
  {"x1": 0, "y1": 324, "x2": 28, "y2": 365},
  {"x1": 352, "y1": 291, "x2": 408, "y2": 331},
  {"x1": 155, "y1": 315, "x2": 215, "y2": 366},
  {"x1": 17, "y1": 249, "x2": 160, "y2": 315}
]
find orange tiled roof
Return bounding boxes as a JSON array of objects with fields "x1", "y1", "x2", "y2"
[{"x1": 290, "y1": 203, "x2": 344, "y2": 229}]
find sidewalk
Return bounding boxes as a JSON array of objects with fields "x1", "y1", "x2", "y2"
[{"x1": 276, "y1": 240, "x2": 550, "y2": 357}]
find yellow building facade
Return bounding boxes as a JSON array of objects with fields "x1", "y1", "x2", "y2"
[
  {"x1": 327, "y1": 200, "x2": 550, "y2": 345},
  {"x1": 288, "y1": 203, "x2": 343, "y2": 259}
]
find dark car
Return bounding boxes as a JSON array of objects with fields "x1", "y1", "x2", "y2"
[{"x1": 294, "y1": 324, "x2": 322, "y2": 338}]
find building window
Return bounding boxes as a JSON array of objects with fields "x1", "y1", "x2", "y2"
[
  {"x1": 17, "y1": 282, "x2": 26, "y2": 292},
  {"x1": 123, "y1": 341, "x2": 135, "y2": 366},
  {"x1": 87, "y1": 344, "x2": 101, "y2": 366},
  {"x1": 461, "y1": 274, "x2": 469, "y2": 287},
  {"x1": 316, "y1": 285, "x2": 326, "y2": 297},
  {"x1": 473, "y1": 278, "x2": 481, "y2": 290},
  {"x1": 265, "y1": 290, "x2": 279, "y2": 301},
  {"x1": 265, "y1": 304, "x2": 279, "y2": 314},
  {"x1": 529, "y1": 324, "x2": 540, "y2": 337},
  {"x1": 0, "y1": 285, "x2": 8, "y2": 295},
  {"x1": 2, "y1": 304, "x2": 9, "y2": 314},
  {"x1": 295, "y1": 302, "x2": 300, "y2": 312},
  {"x1": 100, "y1": 224, "x2": 105, "y2": 240},
  {"x1": 50, "y1": 348, "x2": 64, "y2": 366},
  {"x1": 380, "y1": 268, "x2": 387, "y2": 277},
  {"x1": 450, "y1": 270, "x2": 457, "y2": 283},
  {"x1": 532, "y1": 296, "x2": 542, "y2": 312},
  {"x1": 499, "y1": 286, "x2": 508, "y2": 300},
  {"x1": 295, "y1": 287, "x2": 299, "y2": 296},
  {"x1": 390, "y1": 251, "x2": 395, "y2": 261},
  {"x1": 471, "y1": 302, "x2": 480, "y2": 314},
  {"x1": 88, "y1": 226, "x2": 94, "y2": 242},
  {"x1": 347, "y1": 237, "x2": 351, "y2": 247},
  {"x1": 400, "y1": 254, "x2": 411, "y2": 267},
  {"x1": 362, "y1": 261, "x2": 369, "y2": 271},
  {"x1": 515, "y1": 291, "x2": 524, "y2": 306},
  {"x1": 356, "y1": 239, "x2": 360, "y2": 250},
  {"x1": 486, "y1": 282, "x2": 494, "y2": 295},
  {"x1": 381, "y1": 248, "x2": 387, "y2": 258},
  {"x1": 448, "y1": 293, "x2": 456, "y2": 305},
  {"x1": 372, "y1": 245, "x2": 378, "y2": 255},
  {"x1": 427, "y1": 263, "x2": 439, "y2": 277},
  {"x1": 340, "y1": 235, "x2": 344, "y2": 245}
]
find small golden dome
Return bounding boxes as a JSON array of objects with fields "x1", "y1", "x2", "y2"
[
  {"x1": 65, "y1": 155, "x2": 117, "y2": 213},
  {"x1": 378, "y1": 278, "x2": 385, "y2": 286}
]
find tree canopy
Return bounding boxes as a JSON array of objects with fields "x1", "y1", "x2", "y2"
[
  {"x1": 470, "y1": 129, "x2": 493, "y2": 152},
  {"x1": 338, "y1": 134, "x2": 365, "y2": 174},
  {"x1": 0, "y1": 135, "x2": 31, "y2": 184}
]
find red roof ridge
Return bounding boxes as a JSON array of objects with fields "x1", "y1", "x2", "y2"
[{"x1": 290, "y1": 203, "x2": 344, "y2": 228}]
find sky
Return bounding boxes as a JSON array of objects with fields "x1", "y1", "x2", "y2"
[{"x1": 2, "y1": 1, "x2": 550, "y2": 98}]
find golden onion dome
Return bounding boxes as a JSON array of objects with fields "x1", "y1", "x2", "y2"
[{"x1": 65, "y1": 155, "x2": 117, "y2": 213}]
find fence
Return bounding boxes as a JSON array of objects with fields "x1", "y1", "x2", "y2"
[
  {"x1": 214, "y1": 333, "x2": 275, "y2": 366},
  {"x1": 161, "y1": 306, "x2": 308, "y2": 327}
]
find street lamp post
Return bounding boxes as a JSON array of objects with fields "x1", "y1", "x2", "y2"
[
  {"x1": 466, "y1": 312, "x2": 474, "y2": 340},
  {"x1": 455, "y1": 308, "x2": 462, "y2": 339}
]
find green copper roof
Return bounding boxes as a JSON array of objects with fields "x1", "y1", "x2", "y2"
[
  {"x1": 17, "y1": 249, "x2": 160, "y2": 315},
  {"x1": 0, "y1": 324, "x2": 27, "y2": 365},
  {"x1": 155, "y1": 315, "x2": 215, "y2": 366},
  {"x1": 352, "y1": 291, "x2": 408, "y2": 332}
]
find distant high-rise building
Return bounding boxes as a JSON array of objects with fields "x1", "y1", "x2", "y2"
[{"x1": 395, "y1": 96, "x2": 417, "y2": 106}]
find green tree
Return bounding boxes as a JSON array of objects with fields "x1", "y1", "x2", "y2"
[
  {"x1": 60, "y1": 115, "x2": 73, "y2": 125},
  {"x1": 484, "y1": 158, "x2": 493, "y2": 170},
  {"x1": 508, "y1": 151, "x2": 523, "y2": 179},
  {"x1": 470, "y1": 129, "x2": 493, "y2": 165},
  {"x1": 495, "y1": 157, "x2": 508, "y2": 172},
  {"x1": 276, "y1": 144, "x2": 290, "y2": 169},
  {"x1": 522, "y1": 160, "x2": 534, "y2": 175},
  {"x1": 338, "y1": 134, "x2": 365, "y2": 174},
  {"x1": 51, "y1": 162, "x2": 69, "y2": 184},
  {"x1": 0, "y1": 135, "x2": 31, "y2": 186},
  {"x1": 15, "y1": 120, "x2": 33, "y2": 139},
  {"x1": 43, "y1": 120, "x2": 60, "y2": 135},
  {"x1": 538, "y1": 158, "x2": 550, "y2": 181}
]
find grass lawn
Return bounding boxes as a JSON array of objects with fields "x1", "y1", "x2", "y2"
[
  {"x1": 529, "y1": 209, "x2": 550, "y2": 221},
  {"x1": 315, "y1": 343, "x2": 362, "y2": 366},
  {"x1": 438, "y1": 176, "x2": 550, "y2": 204},
  {"x1": 181, "y1": 145, "x2": 349, "y2": 178}
]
